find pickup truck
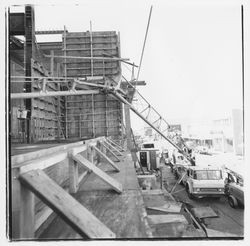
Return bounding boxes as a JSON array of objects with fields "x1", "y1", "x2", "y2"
[
  {"x1": 225, "y1": 168, "x2": 244, "y2": 208},
  {"x1": 181, "y1": 165, "x2": 225, "y2": 199}
]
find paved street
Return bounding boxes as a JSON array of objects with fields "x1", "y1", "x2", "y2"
[{"x1": 162, "y1": 157, "x2": 244, "y2": 237}]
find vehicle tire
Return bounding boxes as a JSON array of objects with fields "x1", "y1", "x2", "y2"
[
  {"x1": 228, "y1": 195, "x2": 238, "y2": 208},
  {"x1": 186, "y1": 184, "x2": 193, "y2": 199}
]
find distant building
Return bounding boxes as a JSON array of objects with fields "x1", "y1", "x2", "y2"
[
  {"x1": 181, "y1": 109, "x2": 244, "y2": 155},
  {"x1": 210, "y1": 117, "x2": 233, "y2": 153},
  {"x1": 232, "y1": 109, "x2": 243, "y2": 155}
]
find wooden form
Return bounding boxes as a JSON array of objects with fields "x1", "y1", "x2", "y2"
[
  {"x1": 64, "y1": 31, "x2": 120, "y2": 78},
  {"x1": 11, "y1": 137, "x2": 122, "y2": 239},
  {"x1": 66, "y1": 93, "x2": 122, "y2": 140},
  {"x1": 10, "y1": 25, "x2": 124, "y2": 143},
  {"x1": 19, "y1": 169, "x2": 116, "y2": 238},
  {"x1": 63, "y1": 31, "x2": 123, "y2": 140},
  {"x1": 10, "y1": 7, "x2": 67, "y2": 143}
]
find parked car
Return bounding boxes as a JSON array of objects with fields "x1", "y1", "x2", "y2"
[
  {"x1": 195, "y1": 146, "x2": 212, "y2": 155},
  {"x1": 225, "y1": 169, "x2": 244, "y2": 208},
  {"x1": 181, "y1": 165, "x2": 225, "y2": 199},
  {"x1": 173, "y1": 163, "x2": 189, "y2": 183}
]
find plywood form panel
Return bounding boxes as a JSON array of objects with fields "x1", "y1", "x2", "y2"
[
  {"x1": 65, "y1": 31, "x2": 120, "y2": 78},
  {"x1": 66, "y1": 93, "x2": 122, "y2": 139},
  {"x1": 30, "y1": 61, "x2": 65, "y2": 142}
]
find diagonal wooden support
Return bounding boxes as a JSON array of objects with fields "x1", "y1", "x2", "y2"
[
  {"x1": 106, "y1": 138, "x2": 124, "y2": 152},
  {"x1": 19, "y1": 169, "x2": 116, "y2": 239},
  {"x1": 72, "y1": 154, "x2": 123, "y2": 193},
  {"x1": 93, "y1": 146, "x2": 120, "y2": 172},
  {"x1": 100, "y1": 142, "x2": 120, "y2": 162},
  {"x1": 104, "y1": 140, "x2": 123, "y2": 156}
]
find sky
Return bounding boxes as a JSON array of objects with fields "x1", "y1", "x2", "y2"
[{"x1": 9, "y1": 0, "x2": 244, "y2": 132}]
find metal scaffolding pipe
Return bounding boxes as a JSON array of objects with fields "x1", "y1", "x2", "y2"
[
  {"x1": 44, "y1": 55, "x2": 130, "y2": 61},
  {"x1": 11, "y1": 89, "x2": 100, "y2": 99}
]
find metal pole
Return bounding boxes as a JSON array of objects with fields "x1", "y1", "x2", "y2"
[
  {"x1": 241, "y1": 5, "x2": 245, "y2": 157},
  {"x1": 90, "y1": 21, "x2": 94, "y2": 77},
  {"x1": 44, "y1": 54, "x2": 130, "y2": 61},
  {"x1": 11, "y1": 89, "x2": 100, "y2": 99},
  {"x1": 136, "y1": 5, "x2": 153, "y2": 81}
]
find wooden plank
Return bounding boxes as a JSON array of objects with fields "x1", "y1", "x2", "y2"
[
  {"x1": 100, "y1": 142, "x2": 120, "y2": 162},
  {"x1": 14, "y1": 151, "x2": 68, "y2": 174},
  {"x1": 107, "y1": 138, "x2": 124, "y2": 152},
  {"x1": 20, "y1": 185, "x2": 35, "y2": 239},
  {"x1": 104, "y1": 140, "x2": 123, "y2": 156},
  {"x1": 206, "y1": 228, "x2": 240, "y2": 237},
  {"x1": 68, "y1": 158, "x2": 79, "y2": 193},
  {"x1": 93, "y1": 146, "x2": 120, "y2": 172},
  {"x1": 72, "y1": 154, "x2": 122, "y2": 193},
  {"x1": 19, "y1": 170, "x2": 116, "y2": 238},
  {"x1": 78, "y1": 170, "x2": 88, "y2": 184},
  {"x1": 12, "y1": 141, "x2": 83, "y2": 165},
  {"x1": 147, "y1": 202, "x2": 182, "y2": 213},
  {"x1": 70, "y1": 144, "x2": 87, "y2": 157},
  {"x1": 147, "y1": 215, "x2": 188, "y2": 225},
  {"x1": 191, "y1": 207, "x2": 218, "y2": 219},
  {"x1": 35, "y1": 206, "x2": 53, "y2": 231}
]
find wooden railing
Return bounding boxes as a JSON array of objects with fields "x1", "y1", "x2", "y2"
[{"x1": 11, "y1": 137, "x2": 124, "y2": 239}]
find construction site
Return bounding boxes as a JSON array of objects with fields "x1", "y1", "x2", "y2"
[{"x1": 8, "y1": 4, "x2": 244, "y2": 241}]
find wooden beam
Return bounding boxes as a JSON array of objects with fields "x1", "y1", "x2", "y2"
[
  {"x1": 13, "y1": 151, "x2": 68, "y2": 174},
  {"x1": 78, "y1": 170, "x2": 88, "y2": 184},
  {"x1": 11, "y1": 141, "x2": 83, "y2": 165},
  {"x1": 103, "y1": 140, "x2": 123, "y2": 156},
  {"x1": 106, "y1": 138, "x2": 124, "y2": 152},
  {"x1": 35, "y1": 206, "x2": 53, "y2": 232},
  {"x1": 72, "y1": 154, "x2": 122, "y2": 193},
  {"x1": 92, "y1": 146, "x2": 120, "y2": 172},
  {"x1": 11, "y1": 168, "x2": 21, "y2": 239},
  {"x1": 20, "y1": 184, "x2": 35, "y2": 239},
  {"x1": 100, "y1": 142, "x2": 120, "y2": 162},
  {"x1": 19, "y1": 170, "x2": 116, "y2": 238},
  {"x1": 124, "y1": 104, "x2": 133, "y2": 151},
  {"x1": 68, "y1": 158, "x2": 79, "y2": 193},
  {"x1": 70, "y1": 144, "x2": 87, "y2": 156}
]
